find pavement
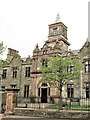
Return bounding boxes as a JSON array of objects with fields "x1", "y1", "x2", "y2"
[
  {"x1": 0, "y1": 113, "x2": 90, "y2": 120},
  {"x1": 0, "y1": 114, "x2": 47, "y2": 120},
  {"x1": 0, "y1": 114, "x2": 66, "y2": 120},
  {"x1": 0, "y1": 114, "x2": 83, "y2": 120}
]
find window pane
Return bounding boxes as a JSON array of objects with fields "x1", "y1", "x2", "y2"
[
  {"x1": 67, "y1": 84, "x2": 74, "y2": 98},
  {"x1": 13, "y1": 67, "x2": 17, "y2": 78},
  {"x1": 38, "y1": 88, "x2": 40, "y2": 97},
  {"x1": 85, "y1": 65, "x2": 88, "y2": 72},
  {"x1": 24, "y1": 85, "x2": 29, "y2": 97},
  {"x1": 88, "y1": 65, "x2": 90, "y2": 72},
  {"x1": 25, "y1": 67, "x2": 30, "y2": 77},
  {"x1": 85, "y1": 61, "x2": 88, "y2": 65},
  {"x1": 67, "y1": 91, "x2": 70, "y2": 98},
  {"x1": 85, "y1": 61, "x2": 90, "y2": 72},
  {"x1": 49, "y1": 87, "x2": 50, "y2": 96},
  {"x1": 88, "y1": 61, "x2": 90, "y2": 64},
  {"x1": 53, "y1": 28, "x2": 58, "y2": 35},
  {"x1": 71, "y1": 90, "x2": 74, "y2": 98},
  {"x1": 2, "y1": 69, "x2": 7, "y2": 79}
]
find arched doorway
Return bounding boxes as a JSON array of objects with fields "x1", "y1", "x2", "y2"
[
  {"x1": 41, "y1": 83, "x2": 48, "y2": 103},
  {"x1": 38, "y1": 83, "x2": 50, "y2": 103},
  {"x1": 41, "y1": 87, "x2": 47, "y2": 103}
]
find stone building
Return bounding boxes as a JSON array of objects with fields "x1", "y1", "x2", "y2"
[{"x1": 2, "y1": 14, "x2": 90, "y2": 104}]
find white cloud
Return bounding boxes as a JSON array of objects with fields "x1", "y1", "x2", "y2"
[{"x1": 0, "y1": 0, "x2": 89, "y2": 59}]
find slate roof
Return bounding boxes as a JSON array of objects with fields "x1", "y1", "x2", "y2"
[
  {"x1": 71, "y1": 49, "x2": 80, "y2": 55},
  {"x1": 62, "y1": 49, "x2": 80, "y2": 57}
]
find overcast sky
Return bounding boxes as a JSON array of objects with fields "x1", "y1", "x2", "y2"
[{"x1": 0, "y1": 0, "x2": 89, "y2": 59}]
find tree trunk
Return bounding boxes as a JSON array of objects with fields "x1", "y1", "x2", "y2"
[{"x1": 59, "y1": 80, "x2": 63, "y2": 110}]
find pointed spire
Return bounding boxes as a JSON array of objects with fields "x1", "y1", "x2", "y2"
[
  {"x1": 33, "y1": 43, "x2": 39, "y2": 53},
  {"x1": 55, "y1": 13, "x2": 61, "y2": 23},
  {"x1": 36, "y1": 43, "x2": 39, "y2": 49}
]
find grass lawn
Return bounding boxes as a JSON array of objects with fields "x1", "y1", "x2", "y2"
[{"x1": 48, "y1": 104, "x2": 90, "y2": 111}]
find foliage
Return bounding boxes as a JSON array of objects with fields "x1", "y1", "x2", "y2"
[
  {"x1": 40, "y1": 55, "x2": 82, "y2": 90},
  {"x1": 0, "y1": 41, "x2": 6, "y2": 67},
  {"x1": 0, "y1": 42, "x2": 5, "y2": 57}
]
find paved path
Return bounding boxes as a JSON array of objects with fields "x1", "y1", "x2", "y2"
[
  {"x1": 0, "y1": 115, "x2": 71, "y2": 120},
  {"x1": 0, "y1": 114, "x2": 80, "y2": 120},
  {"x1": 1, "y1": 118, "x2": 79, "y2": 120},
  {"x1": 0, "y1": 114, "x2": 89, "y2": 120}
]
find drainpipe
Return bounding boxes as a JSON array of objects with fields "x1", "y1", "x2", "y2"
[{"x1": 80, "y1": 71, "x2": 83, "y2": 98}]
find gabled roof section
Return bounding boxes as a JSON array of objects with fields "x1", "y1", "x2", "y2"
[{"x1": 80, "y1": 39, "x2": 90, "y2": 52}]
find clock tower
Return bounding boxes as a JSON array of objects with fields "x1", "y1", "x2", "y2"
[
  {"x1": 48, "y1": 13, "x2": 67, "y2": 39},
  {"x1": 47, "y1": 13, "x2": 70, "y2": 51}
]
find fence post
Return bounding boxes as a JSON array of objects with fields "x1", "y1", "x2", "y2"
[{"x1": 5, "y1": 88, "x2": 19, "y2": 115}]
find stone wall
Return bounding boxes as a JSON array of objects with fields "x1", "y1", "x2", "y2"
[{"x1": 13, "y1": 108, "x2": 90, "y2": 119}]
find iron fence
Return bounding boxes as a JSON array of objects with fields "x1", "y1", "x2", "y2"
[{"x1": 15, "y1": 96, "x2": 90, "y2": 111}]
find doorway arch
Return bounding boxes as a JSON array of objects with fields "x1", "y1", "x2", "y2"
[{"x1": 38, "y1": 83, "x2": 50, "y2": 103}]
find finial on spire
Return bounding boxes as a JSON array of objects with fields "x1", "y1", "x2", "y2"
[{"x1": 55, "y1": 13, "x2": 61, "y2": 23}]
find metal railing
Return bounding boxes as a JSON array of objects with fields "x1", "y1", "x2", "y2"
[{"x1": 15, "y1": 97, "x2": 90, "y2": 111}]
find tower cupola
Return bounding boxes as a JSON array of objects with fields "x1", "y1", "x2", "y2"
[{"x1": 48, "y1": 13, "x2": 67, "y2": 39}]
